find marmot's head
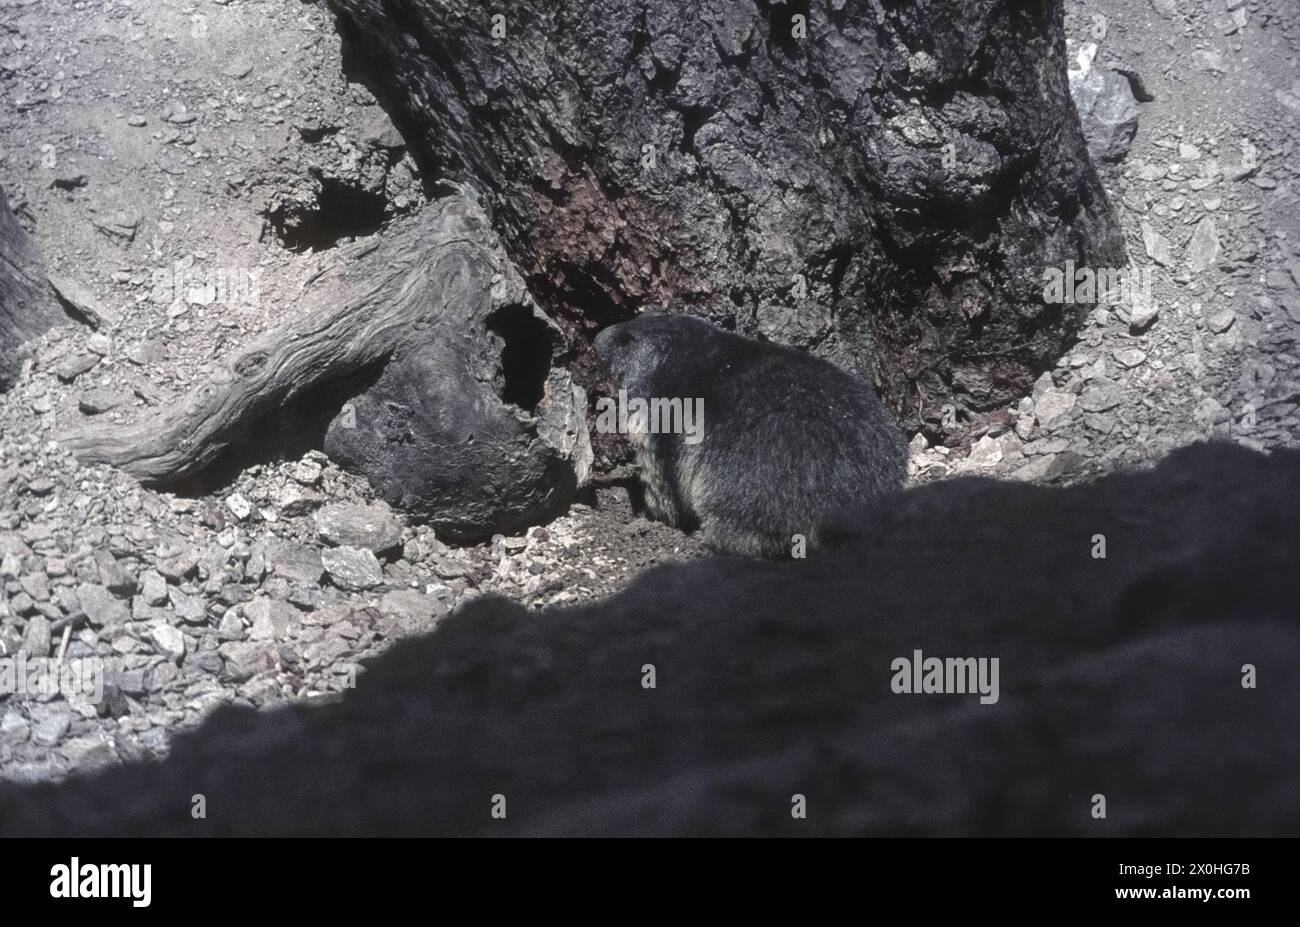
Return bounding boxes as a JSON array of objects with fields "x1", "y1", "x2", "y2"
[{"x1": 594, "y1": 312, "x2": 717, "y2": 394}]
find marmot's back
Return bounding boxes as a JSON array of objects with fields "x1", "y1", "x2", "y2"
[{"x1": 595, "y1": 313, "x2": 906, "y2": 557}]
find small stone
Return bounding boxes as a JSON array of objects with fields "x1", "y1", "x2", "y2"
[
  {"x1": 0, "y1": 711, "x2": 31, "y2": 747},
  {"x1": 1186, "y1": 217, "x2": 1220, "y2": 274},
  {"x1": 169, "y1": 587, "x2": 208, "y2": 624},
  {"x1": 62, "y1": 736, "x2": 118, "y2": 772},
  {"x1": 54, "y1": 352, "x2": 100, "y2": 382},
  {"x1": 218, "y1": 640, "x2": 278, "y2": 681},
  {"x1": 314, "y1": 504, "x2": 402, "y2": 553},
  {"x1": 19, "y1": 571, "x2": 50, "y2": 601},
  {"x1": 245, "y1": 597, "x2": 300, "y2": 641},
  {"x1": 21, "y1": 614, "x2": 52, "y2": 657},
  {"x1": 1083, "y1": 412, "x2": 1117, "y2": 435},
  {"x1": 126, "y1": 114, "x2": 147, "y2": 127},
  {"x1": 1078, "y1": 379, "x2": 1123, "y2": 413},
  {"x1": 379, "y1": 588, "x2": 450, "y2": 633},
  {"x1": 217, "y1": 610, "x2": 245, "y2": 642},
  {"x1": 1193, "y1": 397, "x2": 1231, "y2": 431},
  {"x1": 226, "y1": 493, "x2": 253, "y2": 521},
  {"x1": 149, "y1": 623, "x2": 187, "y2": 662},
  {"x1": 32, "y1": 712, "x2": 71, "y2": 747},
  {"x1": 1141, "y1": 221, "x2": 1173, "y2": 267},
  {"x1": 321, "y1": 546, "x2": 384, "y2": 591},
  {"x1": 1034, "y1": 389, "x2": 1076, "y2": 427},
  {"x1": 1011, "y1": 454, "x2": 1057, "y2": 481},
  {"x1": 140, "y1": 570, "x2": 169, "y2": 607},
  {"x1": 1126, "y1": 298, "x2": 1160, "y2": 330},
  {"x1": 1113, "y1": 348, "x2": 1147, "y2": 368},
  {"x1": 293, "y1": 459, "x2": 323, "y2": 485},
  {"x1": 26, "y1": 478, "x2": 55, "y2": 497},
  {"x1": 78, "y1": 389, "x2": 127, "y2": 415},
  {"x1": 960, "y1": 434, "x2": 1003, "y2": 470},
  {"x1": 111, "y1": 668, "x2": 148, "y2": 696},
  {"x1": 272, "y1": 485, "x2": 325, "y2": 517},
  {"x1": 94, "y1": 550, "x2": 137, "y2": 596},
  {"x1": 257, "y1": 539, "x2": 324, "y2": 586},
  {"x1": 1207, "y1": 310, "x2": 1235, "y2": 334},
  {"x1": 76, "y1": 583, "x2": 130, "y2": 626}
]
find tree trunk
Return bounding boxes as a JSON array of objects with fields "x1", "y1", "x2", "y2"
[
  {"x1": 328, "y1": 0, "x2": 1125, "y2": 436},
  {"x1": 0, "y1": 184, "x2": 64, "y2": 391},
  {"x1": 59, "y1": 196, "x2": 592, "y2": 540}
]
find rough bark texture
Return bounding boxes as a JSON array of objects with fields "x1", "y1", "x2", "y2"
[
  {"x1": 3, "y1": 442, "x2": 1294, "y2": 836},
  {"x1": 59, "y1": 196, "x2": 592, "y2": 540},
  {"x1": 0, "y1": 184, "x2": 64, "y2": 392},
  {"x1": 329, "y1": 0, "x2": 1125, "y2": 434}
]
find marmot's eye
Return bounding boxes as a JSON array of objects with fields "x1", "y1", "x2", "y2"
[{"x1": 616, "y1": 332, "x2": 633, "y2": 346}]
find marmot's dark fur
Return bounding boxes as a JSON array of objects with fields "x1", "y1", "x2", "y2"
[{"x1": 594, "y1": 312, "x2": 906, "y2": 556}]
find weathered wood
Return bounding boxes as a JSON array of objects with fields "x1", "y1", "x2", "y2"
[
  {"x1": 59, "y1": 195, "x2": 591, "y2": 537},
  {"x1": 58, "y1": 196, "x2": 530, "y2": 483},
  {"x1": 0, "y1": 184, "x2": 65, "y2": 391}
]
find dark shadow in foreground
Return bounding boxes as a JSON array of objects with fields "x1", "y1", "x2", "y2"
[{"x1": 2, "y1": 441, "x2": 1296, "y2": 835}]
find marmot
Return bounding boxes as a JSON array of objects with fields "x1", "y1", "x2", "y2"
[{"x1": 594, "y1": 312, "x2": 905, "y2": 557}]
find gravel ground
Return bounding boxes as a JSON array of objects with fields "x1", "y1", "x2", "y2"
[{"x1": 1, "y1": 0, "x2": 1297, "y2": 782}]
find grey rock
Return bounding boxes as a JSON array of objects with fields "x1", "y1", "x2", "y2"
[
  {"x1": 1034, "y1": 389, "x2": 1076, "y2": 427},
  {"x1": 76, "y1": 583, "x2": 130, "y2": 627},
  {"x1": 1207, "y1": 310, "x2": 1235, "y2": 334},
  {"x1": 217, "y1": 640, "x2": 278, "y2": 682},
  {"x1": 1070, "y1": 65, "x2": 1139, "y2": 163},
  {"x1": 149, "y1": 623, "x2": 187, "y2": 663},
  {"x1": 321, "y1": 546, "x2": 383, "y2": 591},
  {"x1": 314, "y1": 503, "x2": 402, "y2": 553},
  {"x1": 1126, "y1": 297, "x2": 1160, "y2": 330},
  {"x1": 256, "y1": 539, "x2": 323, "y2": 586},
  {"x1": 226, "y1": 493, "x2": 253, "y2": 521},
  {"x1": 78, "y1": 388, "x2": 128, "y2": 415},
  {"x1": 379, "y1": 589, "x2": 450, "y2": 634},
  {"x1": 19, "y1": 572, "x2": 49, "y2": 601},
  {"x1": 31, "y1": 712, "x2": 71, "y2": 748},
  {"x1": 168, "y1": 587, "x2": 208, "y2": 625},
  {"x1": 245, "y1": 598, "x2": 301, "y2": 641},
  {"x1": 60, "y1": 736, "x2": 117, "y2": 772},
  {"x1": 1187, "y1": 217, "x2": 1220, "y2": 275},
  {"x1": 0, "y1": 711, "x2": 30, "y2": 747},
  {"x1": 20, "y1": 614, "x2": 51, "y2": 658},
  {"x1": 140, "y1": 570, "x2": 168, "y2": 607},
  {"x1": 110, "y1": 668, "x2": 148, "y2": 697},
  {"x1": 94, "y1": 550, "x2": 137, "y2": 597},
  {"x1": 217, "y1": 611, "x2": 246, "y2": 642},
  {"x1": 53, "y1": 352, "x2": 100, "y2": 383},
  {"x1": 1078, "y1": 379, "x2": 1124, "y2": 413},
  {"x1": 1141, "y1": 221, "x2": 1173, "y2": 267}
]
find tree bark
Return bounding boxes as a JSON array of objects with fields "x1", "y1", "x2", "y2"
[
  {"x1": 59, "y1": 196, "x2": 592, "y2": 539},
  {"x1": 329, "y1": 0, "x2": 1125, "y2": 436},
  {"x1": 0, "y1": 184, "x2": 64, "y2": 391}
]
